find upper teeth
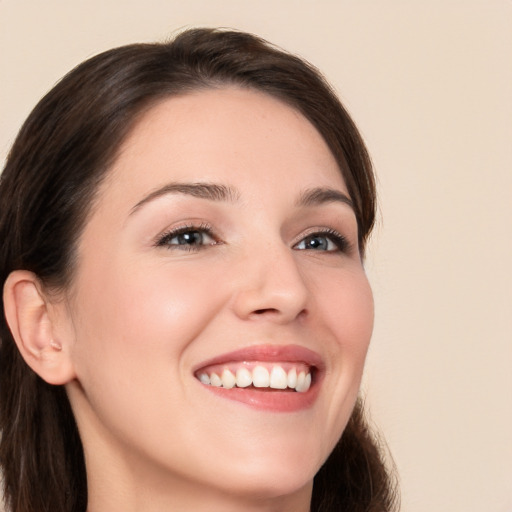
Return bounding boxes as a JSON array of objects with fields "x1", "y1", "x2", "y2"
[{"x1": 197, "y1": 364, "x2": 312, "y2": 393}]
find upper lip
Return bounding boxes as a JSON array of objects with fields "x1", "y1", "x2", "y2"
[{"x1": 193, "y1": 344, "x2": 325, "y2": 373}]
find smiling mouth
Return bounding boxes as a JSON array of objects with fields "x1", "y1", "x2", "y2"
[
  {"x1": 193, "y1": 345, "x2": 324, "y2": 411},
  {"x1": 195, "y1": 362, "x2": 313, "y2": 393}
]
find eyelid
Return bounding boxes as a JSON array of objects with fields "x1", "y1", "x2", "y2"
[
  {"x1": 154, "y1": 222, "x2": 218, "y2": 248},
  {"x1": 293, "y1": 227, "x2": 353, "y2": 253},
  {"x1": 152, "y1": 221, "x2": 353, "y2": 254}
]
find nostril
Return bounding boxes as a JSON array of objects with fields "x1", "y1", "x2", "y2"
[{"x1": 253, "y1": 308, "x2": 279, "y2": 315}]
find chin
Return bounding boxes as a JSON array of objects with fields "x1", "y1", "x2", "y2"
[
  {"x1": 214, "y1": 466, "x2": 315, "y2": 502},
  {"x1": 198, "y1": 439, "x2": 324, "y2": 501}
]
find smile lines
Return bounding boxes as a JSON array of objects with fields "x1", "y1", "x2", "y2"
[{"x1": 196, "y1": 363, "x2": 312, "y2": 393}]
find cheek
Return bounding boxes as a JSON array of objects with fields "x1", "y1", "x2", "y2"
[
  {"x1": 69, "y1": 257, "x2": 228, "y2": 372},
  {"x1": 66, "y1": 258, "x2": 231, "y2": 446},
  {"x1": 316, "y1": 266, "x2": 374, "y2": 354},
  {"x1": 298, "y1": 266, "x2": 373, "y2": 465},
  {"x1": 317, "y1": 267, "x2": 373, "y2": 399},
  {"x1": 124, "y1": 260, "x2": 231, "y2": 344}
]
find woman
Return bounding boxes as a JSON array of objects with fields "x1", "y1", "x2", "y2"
[{"x1": 0, "y1": 28, "x2": 398, "y2": 512}]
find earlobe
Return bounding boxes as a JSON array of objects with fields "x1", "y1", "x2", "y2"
[{"x1": 3, "y1": 270, "x2": 76, "y2": 385}]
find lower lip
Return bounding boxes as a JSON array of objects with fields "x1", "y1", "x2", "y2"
[{"x1": 199, "y1": 377, "x2": 322, "y2": 413}]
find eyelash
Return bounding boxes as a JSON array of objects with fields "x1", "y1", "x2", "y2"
[
  {"x1": 155, "y1": 222, "x2": 218, "y2": 251},
  {"x1": 294, "y1": 228, "x2": 351, "y2": 254},
  {"x1": 154, "y1": 224, "x2": 351, "y2": 254}
]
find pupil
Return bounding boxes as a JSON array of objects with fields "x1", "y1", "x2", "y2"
[
  {"x1": 307, "y1": 236, "x2": 327, "y2": 250},
  {"x1": 179, "y1": 231, "x2": 202, "y2": 245}
]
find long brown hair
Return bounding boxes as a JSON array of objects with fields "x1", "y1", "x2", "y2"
[{"x1": 0, "y1": 28, "x2": 398, "y2": 512}]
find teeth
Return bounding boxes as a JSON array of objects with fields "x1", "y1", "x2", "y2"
[
  {"x1": 198, "y1": 364, "x2": 312, "y2": 392},
  {"x1": 210, "y1": 372, "x2": 222, "y2": 387},
  {"x1": 287, "y1": 367, "x2": 297, "y2": 389},
  {"x1": 295, "y1": 371, "x2": 312, "y2": 393},
  {"x1": 199, "y1": 373, "x2": 210, "y2": 385},
  {"x1": 270, "y1": 366, "x2": 288, "y2": 389},
  {"x1": 305, "y1": 373, "x2": 311, "y2": 390},
  {"x1": 296, "y1": 371, "x2": 306, "y2": 392},
  {"x1": 235, "y1": 367, "x2": 252, "y2": 388},
  {"x1": 252, "y1": 366, "x2": 270, "y2": 387},
  {"x1": 221, "y1": 369, "x2": 236, "y2": 389}
]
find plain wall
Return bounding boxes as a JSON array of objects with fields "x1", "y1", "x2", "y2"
[{"x1": 1, "y1": 1, "x2": 511, "y2": 511}]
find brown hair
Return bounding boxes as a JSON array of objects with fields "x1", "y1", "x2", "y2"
[{"x1": 0, "y1": 28, "x2": 398, "y2": 512}]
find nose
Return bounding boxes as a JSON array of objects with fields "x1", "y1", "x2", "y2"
[{"x1": 231, "y1": 242, "x2": 309, "y2": 324}]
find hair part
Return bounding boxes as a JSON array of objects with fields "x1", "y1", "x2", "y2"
[{"x1": 0, "y1": 28, "x2": 395, "y2": 512}]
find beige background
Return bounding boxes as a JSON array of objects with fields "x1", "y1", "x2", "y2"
[{"x1": 1, "y1": 1, "x2": 511, "y2": 511}]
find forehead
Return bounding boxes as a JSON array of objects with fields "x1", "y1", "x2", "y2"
[{"x1": 101, "y1": 87, "x2": 348, "y2": 208}]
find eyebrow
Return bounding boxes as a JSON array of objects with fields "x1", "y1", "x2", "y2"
[
  {"x1": 130, "y1": 182, "x2": 240, "y2": 214},
  {"x1": 296, "y1": 187, "x2": 354, "y2": 210},
  {"x1": 130, "y1": 182, "x2": 353, "y2": 215}
]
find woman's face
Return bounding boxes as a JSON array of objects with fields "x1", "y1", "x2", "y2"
[{"x1": 63, "y1": 88, "x2": 374, "y2": 502}]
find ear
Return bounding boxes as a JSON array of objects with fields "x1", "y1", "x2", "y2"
[{"x1": 3, "y1": 270, "x2": 76, "y2": 385}]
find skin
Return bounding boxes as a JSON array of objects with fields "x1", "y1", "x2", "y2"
[{"x1": 50, "y1": 88, "x2": 374, "y2": 512}]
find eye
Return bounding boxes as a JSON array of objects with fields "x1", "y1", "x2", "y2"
[
  {"x1": 156, "y1": 224, "x2": 218, "y2": 251},
  {"x1": 294, "y1": 230, "x2": 349, "y2": 253}
]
